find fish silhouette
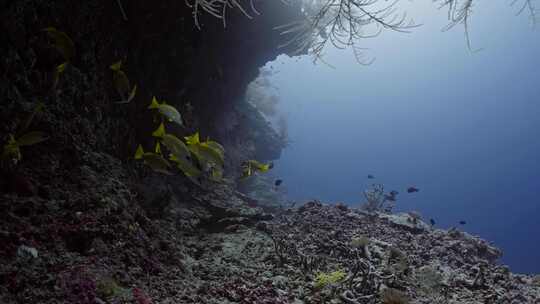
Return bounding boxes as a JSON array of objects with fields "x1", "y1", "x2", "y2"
[{"x1": 407, "y1": 187, "x2": 419, "y2": 193}]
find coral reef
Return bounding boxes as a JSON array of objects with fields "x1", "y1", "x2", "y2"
[
  {"x1": 1, "y1": 172, "x2": 539, "y2": 303},
  {"x1": 0, "y1": 1, "x2": 538, "y2": 304}
]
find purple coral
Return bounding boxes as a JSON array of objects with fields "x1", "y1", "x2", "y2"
[
  {"x1": 58, "y1": 267, "x2": 97, "y2": 304},
  {"x1": 133, "y1": 287, "x2": 153, "y2": 304}
]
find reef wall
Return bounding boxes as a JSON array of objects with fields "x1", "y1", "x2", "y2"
[
  {"x1": 1, "y1": 0, "x2": 300, "y2": 180},
  {"x1": 2, "y1": 2, "x2": 540, "y2": 304},
  {"x1": 0, "y1": 1, "x2": 302, "y2": 301}
]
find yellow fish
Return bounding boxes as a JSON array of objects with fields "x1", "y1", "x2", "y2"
[
  {"x1": 189, "y1": 141, "x2": 224, "y2": 168},
  {"x1": 1, "y1": 132, "x2": 48, "y2": 163},
  {"x1": 170, "y1": 154, "x2": 201, "y2": 178},
  {"x1": 42, "y1": 27, "x2": 75, "y2": 61},
  {"x1": 148, "y1": 97, "x2": 183, "y2": 126},
  {"x1": 134, "y1": 145, "x2": 172, "y2": 175},
  {"x1": 240, "y1": 160, "x2": 271, "y2": 178},
  {"x1": 110, "y1": 61, "x2": 137, "y2": 104},
  {"x1": 152, "y1": 123, "x2": 191, "y2": 162}
]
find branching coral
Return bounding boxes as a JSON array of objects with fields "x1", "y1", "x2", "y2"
[
  {"x1": 209, "y1": 279, "x2": 288, "y2": 303},
  {"x1": 275, "y1": 0, "x2": 418, "y2": 63},
  {"x1": 276, "y1": 0, "x2": 538, "y2": 63},
  {"x1": 362, "y1": 184, "x2": 395, "y2": 213},
  {"x1": 415, "y1": 265, "x2": 444, "y2": 295},
  {"x1": 185, "y1": 0, "x2": 265, "y2": 29},
  {"x1": 438, "y1": 0, "x2": 537, "y2": 50}
]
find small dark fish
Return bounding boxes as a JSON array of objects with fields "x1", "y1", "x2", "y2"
[
  {"x1": 384, "y1": 190, "x2": 399, "y2": 202},
  {"x1": 275, "y1": 179, "x2": 283, "y2": 186},
  {"x1": 430, "y1": 219, "x2": 436, "y2": 226},
  {"x1": 269, "y1": 162, "x2": 274, "y2": 169},
  {"x1": 407, "y1": 187, "x2": 419, "y2": 193},
  {"x1": 367, "y1": 174, "x2": 375, "y2": 179},
  {"x1": 459, "y1": 220, "x2": 467, "y2": 225}
]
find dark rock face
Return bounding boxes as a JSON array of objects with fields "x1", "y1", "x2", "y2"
[
  {"x1": 218, "y1": 99, "x2": 286, "y2": 180},
  {"x1": 232, "y1": 100, "x2": 285, "y2": 161},
  {"x1": 0, "y1": 0, "x2": 300, "y2": 167},
  {"x1": 0, "y1": 1, "x2": 303, "y2": 302}
]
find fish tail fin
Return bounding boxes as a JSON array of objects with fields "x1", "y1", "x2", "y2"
[
  {"x1": 134, "y1": 145, "x2": 144, "y2": 159},
  {"x1": 148, "y1": 96, "x2": 160, "y2": 109},
  {"x1": 127, "y1": 84, "x2": 137, "y2": 103},
  {"x1": 185, "y1": 132, "x2": 200, "y2": 145},
  {"x1": 152, "y1": 122, "x2": 166, "y2": 138},
  {"x1": 110, "y1": 61, "x2": 122, "y2": 71}
]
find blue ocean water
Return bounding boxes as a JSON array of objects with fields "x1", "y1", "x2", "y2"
[{"x1": 267, "y1": 2, "x2": 540, "y2": 274}]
